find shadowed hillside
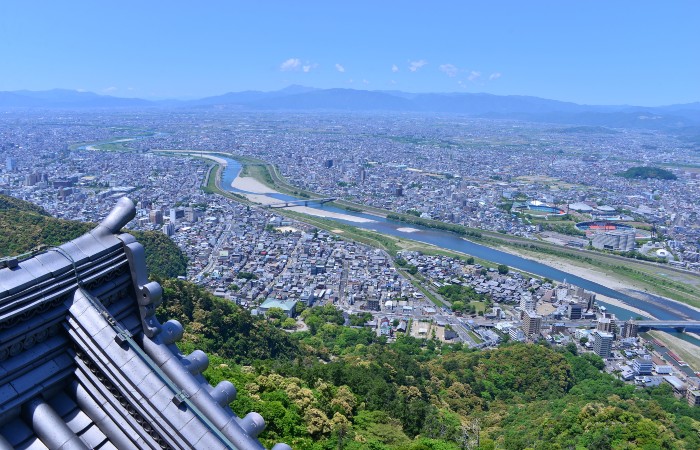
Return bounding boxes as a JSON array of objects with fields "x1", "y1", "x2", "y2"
[{"x1": 0, "y1": 194, "x2": 187, "y2": 278}]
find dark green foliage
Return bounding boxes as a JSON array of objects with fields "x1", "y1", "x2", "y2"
[
  {"x1": 497, "y1": 201, "x2": 513, "y2": 212},
  {"x1": 157, "y1": 278, "x2": 300, "y2": 363},
  {"x1": 0, "y1": 196, "x2": 187, "y2": 278},
  {"x1": 497, "y1": 264, "x2": 509, "y2": 275},
  {"x1": 405, "y1": 209, "x2": 422, "y2": 217},
  {"x1": 438, "y1": 284, "x2": 484, "y2": 302},
  {"x1": 619, "y1": 250, "x2": 668, "y2": 264},
  {"x1": 0, "y1": 208, "x2": 92, "y2": 255},
  {"x1": 131, "y1": 230, "x2": 188, "y2": 278},
  {"x1": 386, "y1": 213, "x2": 482, "y2": 238},
  {"x1": 538, "y1": 221, "x2": 587, "y2": 236},
  {"x1": 171, "y1": 295, "x2": 699, "y2": 450},
  {"x1": 348, "y1": 312, "x2": 372, "y2": 326},
  {"x1": 617, "y1": 166, "x2": 677, "y2": 180},
  {"x1": 237, "y1": 271, "x2": 259, "y2": 280},
  {"x1": 0, "y1": 194, "x2": 47, "y2": 214}
]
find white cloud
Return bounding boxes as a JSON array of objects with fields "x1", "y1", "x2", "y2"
[
  {"x1": 362, "y1": 79, "x2": 369, "y2": 85},
  {"x1": 391, "y1": 64, "x2": 399, "y2": 73},
  {"x1": 335, "y1": 63, "x2": 345, "y2": 73},
  {"x1": 408, "y1": 60, "x2": 427, "y2": 72},
  {"x1": 280, "y1": 58, "x2": 302, "y2": 71},
  {"x1": 302, "y1": 62, "x2": 318, "y2": 73},
  {"x1": 439, "y1": 63, "x2": 459, "y2": 77},
  {"x1": 467, "y1": 71, "x2": 481, "y2": 81},
  {"x1": 103, "y1": 86, "x2": 117, "y2": 93},
  {"x1": 489, "y1": 72, "x2": 502, "y2": 80}
]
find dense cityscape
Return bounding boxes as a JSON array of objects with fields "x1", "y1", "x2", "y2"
[
  {"x1": 2, "y1": 111, "x2": 699, "y2": 404},
  {"x1": 2, "y1": 2, "x2": 700, "y2": 448}
]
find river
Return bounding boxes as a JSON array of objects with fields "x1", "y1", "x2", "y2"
[{"x1": 218, "y1": 157, "x2": 700, "y2": 345}]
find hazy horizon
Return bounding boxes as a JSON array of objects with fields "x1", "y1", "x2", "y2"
[
  {"x1": 3, "y1": 85, "x2": 699, "y2": 109},
  {"x1": 1, "y1": 1, "x2": 698, "y2": 106}
]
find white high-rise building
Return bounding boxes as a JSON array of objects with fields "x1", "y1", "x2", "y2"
[
  {"x1": 520, "y1": 292, "x2": 536, "y2": 312},
  {"x1": 593, "y1": 330, "x2": 613, "y2": 358}
]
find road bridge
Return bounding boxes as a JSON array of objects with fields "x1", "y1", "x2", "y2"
[
  {"x1": 265, "y1": 197, "x2": 337, "y2": 208},
  {"x1": 630, "y1": 320, "x2": 700, "y2": 332},
  {"x1": 542, "y1": 319, "x2": 700, "y2": 332}
]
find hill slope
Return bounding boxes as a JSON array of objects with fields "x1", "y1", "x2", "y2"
[
  {"x1": 0, "y1": 195, "x2": 187, "y2": 278},
  {"x1": 617, "y1": 166, "x2": 678, "y2": 180},
  {"x1": 161, "y1": 288, "x2": 700, "y2": 449},
  {"x1": 3, "y1": 194, "x2": 699, "y2": 449}
]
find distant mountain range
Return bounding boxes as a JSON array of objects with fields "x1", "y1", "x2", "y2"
[
  {"x1": 2, "y1": 86, "x2": 699, "y2": 129},
  {"x1": 0, "y1": 89, "x2": 153, "y2": 108}
]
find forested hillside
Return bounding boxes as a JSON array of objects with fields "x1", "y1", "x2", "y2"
[
  {"x1": 3, "y1": 194, "x2": 699, "y2": 449},
  {"x1": 0, "y1": 195, "x2": 187, "y2": 278},
  {"x1": 160, "y1": 280, "x2": 700, "y2": 450}
]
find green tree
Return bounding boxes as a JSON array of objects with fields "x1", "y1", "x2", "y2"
[
  {"x1": 266, "y1": 307, "x2": 286, "y2": 320},
  {"x1": 282, "y1": 317, "x2": 297, "y2": 329}
]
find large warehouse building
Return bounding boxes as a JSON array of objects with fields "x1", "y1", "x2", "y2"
[{"x1": 592, "y1": 228, "x2": 637, "y2": 252}]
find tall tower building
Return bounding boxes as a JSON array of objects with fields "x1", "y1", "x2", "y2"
[
  {"x1": 520, "y1": 292, "x2": 536, "y2": 313},
  {"x1": 162, "y1": 222, "x2": 175, "y2": 236},
  {"x1": 593, "y1": 330, "x2": 613, "y2": 358},
  {"x1": 567, "y1": 303, "x2": 583, "y2": 320},
  {"x1": 622, "y1": 320, "x2": 639, "y2": 338},
  {"x1": 149, "y1": 209, "x2": 164, "y2": 225},
  {"x1": 597, "y1": 317, "x2": 615, "y2": 333},
  {"x1": 522, "y1": 310, "x2": 542, "y2": 338}
]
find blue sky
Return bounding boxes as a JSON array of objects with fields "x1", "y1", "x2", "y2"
[{"x1": 0, "y1": 1, "x2": 697, "y2": 105}]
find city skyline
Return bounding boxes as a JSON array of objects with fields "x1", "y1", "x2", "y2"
[{"x1": 0, "y1": 1, "x2": 698, "y2": 106}]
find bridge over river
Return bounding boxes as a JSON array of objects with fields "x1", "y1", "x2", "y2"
[
  {"x1": 265, "y1": 197, "x2": 337, "y2": 208},
  {"x1": 540, "y1": 319, "x2": 700, "y2": 332},
  {"x1": 218, "y1": 157, "x2": 700, "y2": 347},
  {"x1": 630, "y1": 320, "x2": 700, "y2": 332}
]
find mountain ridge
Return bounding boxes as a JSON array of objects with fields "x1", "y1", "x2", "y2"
[{"x1": 1, "y1": 87, "x2": 699, "y2": 128}]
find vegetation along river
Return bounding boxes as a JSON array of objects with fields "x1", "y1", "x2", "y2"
[{"x1": 219, "y1": 157, "x2": 700, "y2": 345}]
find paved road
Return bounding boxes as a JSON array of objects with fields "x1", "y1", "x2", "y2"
[
  {"x1": 641, "y1": 333, "x2": 697, "y2": 378},
  {"x1": 196, "y1": 221, "x2": 232, "y2": 280}
]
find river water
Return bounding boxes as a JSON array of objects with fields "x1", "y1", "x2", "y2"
[{"x1": 219, "y1": 157, "x2": 700, "y2": 345}]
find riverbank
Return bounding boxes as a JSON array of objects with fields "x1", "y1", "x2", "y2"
[
  {"x1": 648, "y1": 330, "x2": 700, "y2": 373},
  {"x1": 235, "y1": 155, "x2": 700, "y2": 306},
  {"x1": 231, "y1": 174, "x2": 274, "y2": 193},
  {"x1": 488, "y1": 237, "x2": 700, "y2": 309},
  {"x1": 155, "y1": 150, "x2": 230, "y2": 166},
  {"x1": 213, "y1": 153, "x2": 700, "y2": 322},
  {"x1": 232, "y1": 173, "x2": 376, "y2": 223},
  {"x1": 500, "y1": 245, "x2": 700, "y2": 318}
]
